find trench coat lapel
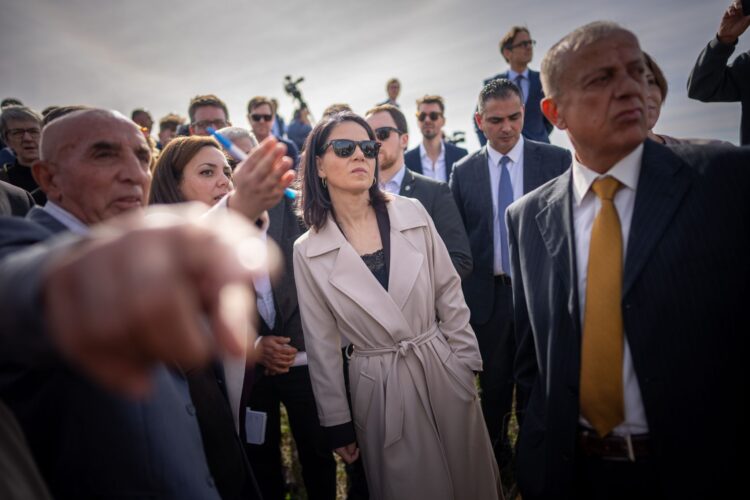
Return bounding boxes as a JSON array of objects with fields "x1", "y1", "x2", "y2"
[{"x1": 387, "y1": 198, "x2": 426, "y2": 312}]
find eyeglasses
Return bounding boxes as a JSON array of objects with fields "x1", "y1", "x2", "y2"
[
  {"x1": 250, "y1": 114, "x2": 274, "y2": 122},
  {"x1": 510, "y1": 40, "x2": 536, "y2": 49},
  {"x1": 417, "y1": 111, "x2": 443, "y2": 122},
  {"x1": 6, "y1": 127, "x2": 41, "y2": 139},
  {"x1": 321, "y1": 139, "x2": 380, "y2": 158},
  {"x1": 374, "y1": 127, "x2": 401, "y2": 141},
  {"x1": 192, "y1": 119, "x2": 227, "y2": 130}
]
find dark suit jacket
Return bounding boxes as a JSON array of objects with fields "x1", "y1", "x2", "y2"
[
  {"x1": 0, "y1": 180, "x2": 34, "y2": 217},
  {"x1": 450, "y1": 140, "x2": 570, "y2": 324},
  {"x1": 507, "y1": 140, "x2": 749, "y2": 499},
  {"x1": 399, "y1": 168, "x2": 472, "y2": 279},
  {"x1": 475, "y1": 69, "x2": 553, "y2": 145},
  {"x1": 0, "y1": 213, "x2": 223, "y2": 500},
  {"x1": 264, "y1": 196, "x2": 307, "y2": 350},
  {"x1": 687, "y1": 37, "x2": 750, "y2": 145},
  {"x1": 404, "y1": 142, "x2": 469, "y2": 183}
]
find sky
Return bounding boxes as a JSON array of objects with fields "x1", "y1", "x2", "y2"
[{"x1": 1, "y1": 0, "x2": 746, "y2": 151}]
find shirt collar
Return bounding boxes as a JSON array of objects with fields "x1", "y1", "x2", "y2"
[
  {"x1": 382, "y1": 164, "x2": 407, "y2": 193},
  {"x1": 418, "y1": 141, "x2": 445, "y2": 161},
  {"x1": 572, "y1": 143, "x2": 643, "y2": 206},
  {"x1": 42, "y1": 201, "x2": 90, "y2": 235},
  {"x1": 507, "y1": 68, "x2": 530, "y2": 80},
  {"x1": 486, "y1": 135, "x2": 524, "y2": 168}
]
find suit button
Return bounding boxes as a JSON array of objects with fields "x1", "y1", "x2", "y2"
[
  {"x1": 206, "y1": 476, "x2": 215, "y2": 488},
  {"x1": 186, "y1": 404, "x2": 196, "y2": 416},
  {"x1": 405, "y1": 185, "x2": 411, "y2": 191}
]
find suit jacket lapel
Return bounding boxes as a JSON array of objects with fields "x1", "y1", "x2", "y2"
[
  {"x1": 472, "y1": 147, "x2": 494, "y2": 236},
  {"x1": 535, "y1": 172, "x2": 581, "y2": 330},
  {"x1": 399, "y1": 168, "x2": 417, "y2": 196},
  {"x1": 623, "y1": 140, "x2": 690, "y2": 297},
  {"x1": 522, "y1": 140, "x2": 544, "y2": 194},
  {"x1": 386, "y1": 199, "x2": 425, "y2": 311}
]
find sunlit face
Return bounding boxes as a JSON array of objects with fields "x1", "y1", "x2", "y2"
[
  {"x1": 551, "y1": 31, "x2": 648, "y2": 165},
  {"x1": 503, "y1": 30, "x2": 533, "y2": 67},
  {"x1": 475, "y1": 95, "x2": 524, "y2": 154},
  {"x1": 366, "y1": 111, "x2": 407, "y2": 174},
  {"x1": 248, "y1": 103, "x2": 274, "y2": 142},
  {"x1": 417, "y1": 102, "x2": 445, "y2": 140},
  {"x1": 317, "y1": 121, "x2": 376, "y2": 195},
  {"x1": 179, "y1": 146, "x2": 233, "y2": 206},
  {"x1": 190, "y1": 106, "x2": 229, "y2": 136},
  {"x1": 4, "y1": 118, "x2": 41, "y2": 166},
  {"x1": 45, "y1": 114, "x2": 152, "y2": 224},
  {"x1": 644, "y1": 66, "x2": 663, "y2": 131}
]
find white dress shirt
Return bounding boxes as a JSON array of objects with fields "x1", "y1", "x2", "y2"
[
  {"x1": 42, "y1": 202, "x2": 89, "y2": 235},
  {"x1": 486, "y1": 136, "x2": 525, "y2": 275},
  {"x1": 381, "y1": 164, "x2": 407, "y2": 195},
  {"x1": 418, "y1": 141, "x2": 446, "y2": 181},
  {"x1": 507, "y1": 68, "x2": 530, "y2": 105},
  {"x1": 572, "y1": 143, "x2": 649, "y2": 436}
]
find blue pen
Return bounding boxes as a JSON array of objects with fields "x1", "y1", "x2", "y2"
[{"x1": 207, "y1": 127, "x2": 296, "y2": 200}]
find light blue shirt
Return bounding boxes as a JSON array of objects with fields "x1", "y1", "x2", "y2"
[
  {"x1": 507, "y1": 68, "x2": 530, "y2": 105},
  {"x1": 381, "y1": 164, "x2": 407, "y2": 195},
  {"x1": 42, "y1": 201, "x2": 89, "y2": 235}
]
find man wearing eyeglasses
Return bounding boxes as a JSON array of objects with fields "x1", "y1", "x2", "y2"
[
  {"x1": 404, "y1": 95, "x2": 468, "y2": 183},
  {"x1": 247, "y1": 96, "x2": 299, "y2": 168},
  {"x1": 0, "y1": 105, "x2": 44, "y2": 204},
  {"x1": 475, "y1": 26, "x2": 553, "y2": 146},
  {"x1": 188, "y1": 94, "x2": 231, "y2": 137},
  {"x1": 366, "y1": 104, "x2": 472, "y2": 280}
]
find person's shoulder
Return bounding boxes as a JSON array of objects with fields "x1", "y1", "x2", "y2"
[
  {"x1": 445, "y1": 142, "x2": 468, "y2": 156},
  {"x1": 509, "y1": 172, "x2": 568, "y2": 218},
  {"x1": 453, "y1": 147, "x2": 485, "y2": 171},
  {"x1": 661, "y1": 141, "x2": 749, "y2": 175},
  {"x1": 526, "y1": 138, "x2": 570, "y2": 157}
]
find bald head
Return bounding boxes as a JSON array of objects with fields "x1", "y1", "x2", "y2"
[
  {"x1": 40, "y1": 109, "x2": 138, "y2": 163},
  {"x1": 541, "y1": 21, "x2": 637, "y2": 99},
  {"x1": 34, "y1": 108, "x2": 153, "y2": 225}
]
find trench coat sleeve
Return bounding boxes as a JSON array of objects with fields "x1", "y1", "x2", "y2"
[
  {"x1": 292, "y1": 244, "x2": 353, "y2": 431},
  {"x1": 418, "y1": 200, "x2": 483, "y2": 372}
]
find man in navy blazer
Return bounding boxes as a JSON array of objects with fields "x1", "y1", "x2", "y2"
[
  {"x1": 475, "y1": 26, "x2": 553, "y2": 146},
  {"x1": 450, "y1": 79, "x2": 570, "y2": 483},
  {"x1": 508, "y1": 22, "x2": 748, "y2": 499},
  {"x1": 404, "y1": 94, "x2": 468, "y2": 182}
]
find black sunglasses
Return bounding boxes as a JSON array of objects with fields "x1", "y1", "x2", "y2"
[
  {"x1": 250, "y1": 113, "x2": 273, "y2": 122},
  {"x1": 321, "y1": 139, "x2": 380, "y2": 158},
  {"x1": 417, "y1": 111, "x2": 443, "y2": 122},
  {"x1": 374, "y1": 127, "x2": 401, "y2": 141}
]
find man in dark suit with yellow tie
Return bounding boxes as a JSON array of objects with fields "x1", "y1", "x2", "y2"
[{"x1": 508, "y1": 21, "x2": 749, "y2": 499}]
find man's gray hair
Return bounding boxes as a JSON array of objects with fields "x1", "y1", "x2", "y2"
[
  {"x1": 217, "y1": 126, "x2": 258, "y2": 149},
  {"x1": 541, "y1": 21, "x2": 636, "y2": 98},
  {"x1": 0, "y1": 106, "x2": 43, "y2": 140}
]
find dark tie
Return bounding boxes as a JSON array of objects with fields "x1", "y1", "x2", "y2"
[
  {"x1": 514, "y1": 74, "x2": 525, "y2": 103},
  {"x1": 580, "y1": 176, "x2": 625, "y2": 437},
  {"x1": 497, "y1": 155, "x2": 513, "y2": 275}
]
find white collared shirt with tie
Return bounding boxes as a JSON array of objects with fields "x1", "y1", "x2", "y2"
[
  {"x1": 487, "y1": 136, "x2": 525, "y2": 275},
  {"x1": 572, "y1": 143, "x2": 649, "y2": 436}
]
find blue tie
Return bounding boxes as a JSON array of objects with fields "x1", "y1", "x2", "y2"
[
  {"x1": 498, "y1": 156, "x2": 513, "y2": 276},
  {"x1": 514, "y1": 74, "x2": 526, "y2": 104}
]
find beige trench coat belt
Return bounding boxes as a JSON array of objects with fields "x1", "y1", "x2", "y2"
[{"x1": 352, "y1": 323, "x2": 441, "y2": 448}]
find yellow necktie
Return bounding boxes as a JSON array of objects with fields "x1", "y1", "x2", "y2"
[{"x1": 580, "y1": 176, "x2": 625, "y2": 437}]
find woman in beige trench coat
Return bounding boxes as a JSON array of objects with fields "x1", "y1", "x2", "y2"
[{"x1": 293, "y1": 112, "x2": 502, "y2": 500}]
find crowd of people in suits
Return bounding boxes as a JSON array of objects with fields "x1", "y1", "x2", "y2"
[{"x1": 1, "y1": 2, "x2": 749, "y2": 500}]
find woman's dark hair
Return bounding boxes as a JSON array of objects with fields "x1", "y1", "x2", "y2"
[
  {"x1": 149, "y1": 135, "x2": 224, "y2": 205},
  {"x1": 296, "y1": 111, "x2": 388, "y2": 230}
]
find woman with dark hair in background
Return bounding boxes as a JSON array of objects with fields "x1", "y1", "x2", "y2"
[
  {"x1": 293, "y1": 112, "x2": 502, "y2": 500},
  {"x1": 149, "y1": 135, "x2": 232, "y2": 206}
]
